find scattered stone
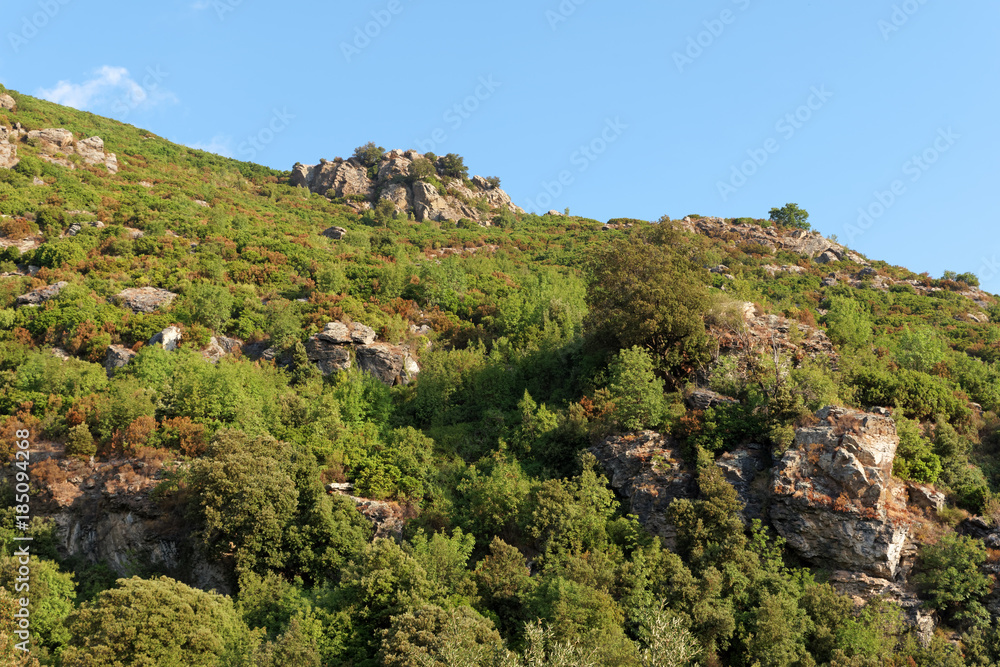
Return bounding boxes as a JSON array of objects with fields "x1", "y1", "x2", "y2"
[
  {"x1": 116, "y1": 287, "x2": 177, "y2": 313},
  {"x1": 104, "y1": 345, "x2": 137, "y2": 377},
  {"x1": 816, "y1": 250, "x2": 841, "y2": 264},
  {"x1": 322, "y1": 226, "x2": 348, "y2": 240},
  {"x1": 201, "y1": 336, "x2": 242, "y2": 363},
  {"x1": 685, "y1": 388, "x2": 739, "y2": 411},
  {"x1": 148, "y1": 326, "x2": 182, "y2": 352},
  {"x1": 193, "y1": 199, "x2": 209, "y2": 207},
  {"x1": 0, "y1": 143, "x2": 17, "y2": 169},
  {"x1": 0, "y1": 94, "x2": 15, "y2": 111},
  {"x1": 16, "y1": 281, "x2": 68, "y2": 306}
]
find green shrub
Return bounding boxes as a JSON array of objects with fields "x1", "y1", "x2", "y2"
[{"x1": 65, "y1": 424, "x2": 97, "y2": 457}]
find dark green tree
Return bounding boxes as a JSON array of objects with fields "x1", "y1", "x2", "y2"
[
  {"x1": 768, "y1": 203, "x2": 811, "y2": 230},
  {"x1": 585, "y1": 224, "x2": 712, "y2": 377},
  {"x1": 61, "y1": 576, "x2": 257, "y2": 667},
  {"x1": 353, "y1": 142, "x2": 385, "y2": 168}
]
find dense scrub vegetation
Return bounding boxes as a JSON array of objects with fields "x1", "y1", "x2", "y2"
[{"x1": 2, "y1": 85, "x2": 1000, "y2": 665}]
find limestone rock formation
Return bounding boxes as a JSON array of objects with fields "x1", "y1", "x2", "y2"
[
  {"x1": 713, "y1": 302, "x2": 838, "y2": 365},
  {"x1": 6, "y1": 128, "x2": 120, "y2": 174},
  {"x1": 291, "y1": 149, "x2": 522, "y2": 225},
  {"x1": 116, "y1": 287, "x2": 177, "y2": 313},
  {"x1": 769, "y1": 406, "x2": 910, "y2": 578},
  {"x1": 16, "y1": 281, "x2": 68, "y2": 306},
  {"x1": 201, "y1": 336, "x2": 243, "y2": 363},
  {"x1": 0, "y1": 93, "x2": 16, "y2": 111}
]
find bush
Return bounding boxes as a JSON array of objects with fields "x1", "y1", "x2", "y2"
[
  {"x1": 65, "y1": 424, "x2": 96, "y2": 457},
  {"x1": 914, "y1": 533, "x2": 991, "y2": 627},
  {"x1": 353, "y1": 142, "x2": 385, "y2": 168}
]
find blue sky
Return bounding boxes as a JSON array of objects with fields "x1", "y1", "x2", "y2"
[{"x1": 2, "y1": 1, "x2": 998, "y2": 287}]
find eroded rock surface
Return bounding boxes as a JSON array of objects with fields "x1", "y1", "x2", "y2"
[
  {"x1": 305, "y1": 321, "x2": 420, "y2": 385},
  {"x1": 590, "y1": 431, "x2": 695, "y2": 549},
  {"x1": 116, "y1": 287, "x2": 177, "y2": 313},
  {"x1": 770, "y1": 406, "x2": 910, "y2": 578},
  {"x1": 16, "y1": 281, "x2": 68, "y2": 306},
  {"x1": 679, "y1": 216, "x2": 866, "y2": 263}
]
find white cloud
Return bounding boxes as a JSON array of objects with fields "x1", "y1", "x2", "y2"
[
  {"x1": 186, "y1": 135, "x2": 234, "y2": 158},
  {"x1": 36, "y1": 66, "x2": 177, "y2": 116}
]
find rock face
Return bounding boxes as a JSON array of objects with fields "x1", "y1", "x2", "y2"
[
  {"x1": 590, "y1": 431, "x2": 696, "y2": 549},
  {"x1": 35, "y1": 456, "x2": 229, "y2": 594},
  {"x1": 679, "y1": 217, "x2": 866, "y2": 264},
  {"x1": 116, "y1": 287, "x2": 177, "y2": 313},
  {"x1": 304, "y1": 321, "x2": 419, "y2": 386},
  {"x1": 104, "y1": 344, "x2": 137, "y2": 377},
  {"x1": 16, "y1": 281, "x2": 68, "y2": 306},
  {"x1": 0, "y1": 93, "x2": 15, "y2": 111},
  {"x1": 291, "y1": 149, "x2": 522, "y2": 225},
  {"x1": 713, "y1": 302, "x2": 838, "y2": 366},
  {"x1": 201, "y1": 336, "x2": 243, "y2": 363},
  {"x1": 770, "y1": 406, "x2": 910, "y2": 578}
]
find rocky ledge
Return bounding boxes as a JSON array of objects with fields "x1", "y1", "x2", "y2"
[{"x1": 291, "y1": 149, "x2": 522, "y2": 224}]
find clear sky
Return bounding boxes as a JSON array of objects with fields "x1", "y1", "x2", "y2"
[{"x1": 2, "y1": 1, "x2": 998, "y2": 287}]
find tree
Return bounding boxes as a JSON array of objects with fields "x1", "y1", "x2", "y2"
[
  {"x1": 768, "y1": 203, "x2": 810, "y2": 230},
  {"x1": 585, "y1": 223, "x2": 712, "y2": 377},
  {"x1": 378, "y1": 604, "x2": 503, "y2": 667},
  {"x1": 915, "y1": 533, "x2": 993, "y2": 627},
  {"x1": 439, "y1": 153, "x2": 468, "y2": 179},
  {"x1": 353, "y1": 142, "x2": 385, "y2": 168},
  {"x1": 606, "y1": 346, "x2": 666, "y2": 431},
  {"x1": 823, "y1": 297, "x2": 873, "y2": 350},
  {"x1": 183, "y1": 282, "x2": 234, "y2": 331},
  {"x1": 407, "y1": 157, "x2": 435, "y2": 182},
  {"x1": 188, "y1": 431, "x2": 299, "y2": 575},
  {"x1": 61, "y1": 576, "x2": 256, "y2": 667}
]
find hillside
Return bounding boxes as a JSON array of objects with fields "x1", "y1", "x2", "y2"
[{"x1": 3, "y1": 84, "x2": 1000, "y2": 666}]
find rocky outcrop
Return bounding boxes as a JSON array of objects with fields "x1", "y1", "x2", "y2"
[
  {"x1": 828, "y1": 570, "x2": 934, "y2": 644},
  {"x1": 356, "y1": 343, "x2": 420, "y2": 386},
  {"x1": 116, "y1": 287, "x2": 177, "y2": 313},
  {"x1": 16, "y1": 281, "x2": 67, "y2": 306},
  {"x1": 104, "y1": 344, "x2": 137, "y2": 377},
  {"x1": 305, "y1": 321, "x2": 419, "y2": 386},
  {"x1": 713, "y1": 302, "x2": 838, "y2": 366},
  {"x1": 322, "y1": 226, "x2": 347, "y2": 240},
  {"x1": 716, "y1": 445, "x2": 769, "y2": 523},
  {"x1": 291, "y1": 149, "x2": 522, "y2": 225},
  {"x1": 203, "y1": 336, "x2": 242, "y2": 363},
  {"x1": 2, "y1": 128, "x2": 120, "y2": 174},
  {"x1": 679, "y1": 217, "x2": 866, "y2": 264},
  {"x1": 769, "y1": 406, "x2": 910, "y2": 578},
  {"x1": 34, "y1": 456, "x2": 229, "y2": 593},
  {"x1": 149, "y1": 326, "x2": 182, "y2": 351},
  {"x1": 0, "y1": 93, "x2": 16, "y2": 111},
  {"x1": 326, "y1": 484, "x2": 411, "y2": 540},
  {"x1": 590, "y1": 431, "x2": 696, "y2": 549}
]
